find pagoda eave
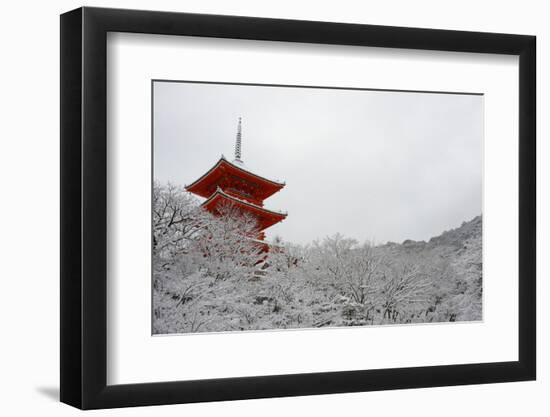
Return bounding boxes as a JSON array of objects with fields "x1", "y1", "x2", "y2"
[
  {"x1": 202, "y1": 190, "x2": 286, "y2": 231},
  {"x1": 185, "y1": 157, "x2": 285, "y2": 200}
]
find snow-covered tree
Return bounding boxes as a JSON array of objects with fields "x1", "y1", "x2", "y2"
[
  {"x1": 152, "y1": 181, "x2": 207, "y2": 266},
  {"x1": 312, "y1": 235, "x2": 383, "y2": 306},
  {"x1": 191, "y1": 201, "x2": 265, "y2": 281},
  {"x1": 378, "y1": 262, "x2": 431, "y2": 323}
]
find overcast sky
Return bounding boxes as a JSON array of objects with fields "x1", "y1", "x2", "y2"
[{"x1": 153, "y1": 81, "x2": 483, "y2": 245}]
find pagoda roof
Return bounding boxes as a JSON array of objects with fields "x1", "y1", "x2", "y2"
[
  {"x1": 202, "y1": 187, "x2": 287, "y2": 230},
  {"x1": 185, "y1": 156, "x2": 285, "y2": 200}
]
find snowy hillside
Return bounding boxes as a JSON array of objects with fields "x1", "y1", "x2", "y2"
[{"x1": 152, "y1": 183, "x2": 482, "y2": 334}]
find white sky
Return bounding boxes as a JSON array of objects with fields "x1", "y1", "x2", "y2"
[{"x1": 153, "y1": 81, "x2": 483, "y2": 245}]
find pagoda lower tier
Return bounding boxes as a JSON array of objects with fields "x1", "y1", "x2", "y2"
[{"x1": 201, "y1": 187, "x2": 287, "y2": 238}]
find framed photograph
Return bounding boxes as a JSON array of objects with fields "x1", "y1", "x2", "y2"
[{"x1": 60, "y1": 7, "x2": 536, "y2": 409}]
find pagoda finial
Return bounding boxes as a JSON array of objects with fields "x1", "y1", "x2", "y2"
[{"x1": 234, "y1": 117, "x2": 243, "y2": 163}]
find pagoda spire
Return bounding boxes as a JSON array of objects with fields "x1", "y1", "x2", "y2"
[{"x1": 234, "y1": 117, "x2": 243, "y2": 163}]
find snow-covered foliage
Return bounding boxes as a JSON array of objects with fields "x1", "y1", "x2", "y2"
[{"x1": 152, "y1": 182, "x2": 483, "y2": 334}]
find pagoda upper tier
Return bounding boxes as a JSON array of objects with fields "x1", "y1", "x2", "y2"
[{"x1": 185, "y1": 156, "x2": 285, "y2": 207}]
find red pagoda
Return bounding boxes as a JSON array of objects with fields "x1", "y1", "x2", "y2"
[{"x1": 185, "y1": 118, "x2": 287, "y2": 244}]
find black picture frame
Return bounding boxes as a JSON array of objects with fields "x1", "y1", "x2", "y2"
[{"x1": 60, "y1": 6, "x2": 536, "y2": 410}]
